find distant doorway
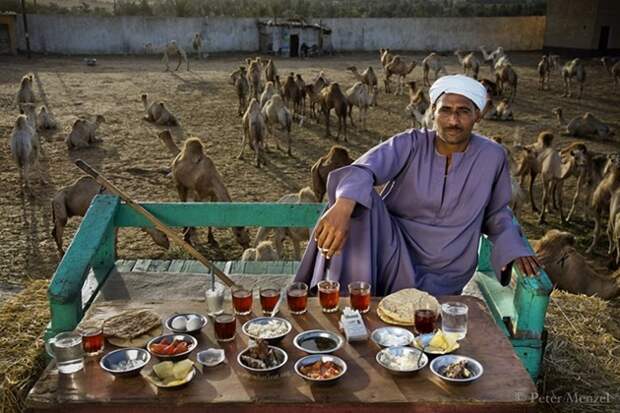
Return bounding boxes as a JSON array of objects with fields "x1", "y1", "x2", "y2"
[
  {"x1": 290, "y1": 34, "x2": 299, "y2": 57},
  {"x1": 598, "y1": 26, "x2": 609, "y2": 51}
]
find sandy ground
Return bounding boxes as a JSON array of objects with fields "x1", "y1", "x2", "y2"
[{"x1": 0, "y1": 51, "x2": 619, "y2": 299}]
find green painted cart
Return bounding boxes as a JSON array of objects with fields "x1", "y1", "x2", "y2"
[{"x1": 45, "y1": 195, "x2": 553, "y2": 380}]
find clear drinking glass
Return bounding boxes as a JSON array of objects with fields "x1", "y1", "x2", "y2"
[
  {"x1": 348, "y1": 281, "x2": 371, "y2": 313},
  {"x1": 231, "y1": 285, "x2": 253, "y2": 316},
  {"x1": 286, "y1": 282, "x2": 308, "y2": 315},
  {"x1": 45, "y1": 331, "x2": 84, "y2": 374},
  {"x1": 80, "y1": 326, "x2": 105, "y2": 356},
  {"x1": 318, "y1": 280, "x2": 340, "y2": 313},
  {"x1": 205, "y1": 285, "x2": 225, "y2": 317},
  {"x1": 441, "y1": 302, "x2": 469, "y2": 341}
]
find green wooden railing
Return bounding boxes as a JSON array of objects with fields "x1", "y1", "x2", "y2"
[{"x1": 47, "y1": 194, "x2": 552, "y2": 379}]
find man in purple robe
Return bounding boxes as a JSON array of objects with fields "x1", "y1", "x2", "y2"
[{"x1": 295, "y1": 74, "x2": 541, "y2": 297}]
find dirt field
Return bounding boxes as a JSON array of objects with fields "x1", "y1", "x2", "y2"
[{"x1": 1, "y1": 52, "x2": 619, "y2": 294}]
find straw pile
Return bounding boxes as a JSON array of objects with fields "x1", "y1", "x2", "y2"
[
  {"x1": 541, "y1": 290, "x2": 620, "y2": 413},
  {"x1": 0, "y1": 280, "x2": 49, "y2": 413}
]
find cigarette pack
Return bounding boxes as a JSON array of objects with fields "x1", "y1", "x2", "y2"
[{"x1": 339, "y1": 307, "x2": 369, "y2": 342}]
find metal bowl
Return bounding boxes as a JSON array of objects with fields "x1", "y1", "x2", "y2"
[
  {"x1": 237, "y1": 345, "x2": 288, "y2": 375},
  {"x1": 241, "y1": 317, "x2": 292, "y2": 343},
  {"x1": 294, "y1": 354, "x2": 347, "y2": 383},
  {"x1": 100, "y1": 348, "x2": 150, "y2": 377},
  {"x1": 376, "y1": 346, "x2": 428, "y2": 374},
  {"x1": 165, "y1": 313, "x2": 208, "y2": 335},
  {"x1": 430, "y1": 355, "x2": 484, "y2": 383},
  {"x1": 293, "y1": 330, "x2": 344, "y2": 354},
  {"x1": 371, "y1": 327, "x2": 414, "y2": 348},
  {"x1": 146, "y1": 333, "x2": 197, "y2": 362},
  {"x1": 196, "y1": 348, "x2": 226, "y2": 368}
]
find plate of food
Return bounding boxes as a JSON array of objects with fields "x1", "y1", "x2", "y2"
[
  {"x1": 293, "y1": 330, "x2": 344, "y2": 354},
  {"x1": 165, "y1": 313, "x2": 208, "y2": 334},
  {"x1": 294, "y1": 354, "x2": 347, "y2": 383},
  {"x1": 376, "y1": 346, "x2": 428, "y2": 374},
  {"x1": 237, "y1": 339, "x2": 288, "y2": 375},
  {"x1": 430, "y1": 355, "x2": 483, "y2": 383},
  {"x1": 412, "y1": 330, "x2": 459, "y2": 355},
  {"x1": 371, "y1": 327, "x2": 414, "y2": 348},
  {"x1": 147, "y1": 333, "x2": 197, "y2": 361},
  {"x1": 141, "y1": 359, "x2": 197, "y2": 388},
  {"x1": 103, "y1": 309, "x2": 163, "y2": 348},
  {"x1": 241, "y1": 317, "x2": 292, "y2": 343},
  {"x1": 100, "y1": 348, "x2": 151, "y2": 377},
  {"x1": 376, "y1": 289, "x2": 440, "y2": 327}
]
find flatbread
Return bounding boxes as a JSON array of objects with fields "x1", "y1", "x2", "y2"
[
  {"x1": 107, "y1": 325, "x2": 163, "y2": 348},
  {"x1": 377, "y1": 288, "x2": 440, "y2": 326},
  {"x1": 103, "y1": 309, "x2": 161, "y2": 339}
]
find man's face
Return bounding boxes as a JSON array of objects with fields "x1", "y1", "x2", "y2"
[{"x1": 432, "y1": 93, "x2": 481, "y2": 146}]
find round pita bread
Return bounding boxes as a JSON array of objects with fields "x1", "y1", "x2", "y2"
[
  {"x1": 107, "y1": 325, "x2": 163, "y2": 348},
  {"x1": 103, "y1": 309, "x2": 161, "y2": 339},
  {"x1": 377, "y1": 288, "x2": 440, "y2": 326}
]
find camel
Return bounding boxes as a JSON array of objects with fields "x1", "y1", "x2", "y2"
[
  {"x1": 552, "y1": 107, "x2": 613, "y2": 140},
  {"x1": 16, "y1": 74, "x2": 35, "y2": 107},
  {"x1": 454, "y1": 50, "x2": 480, "y2": 79},
  {"x1": 495, "y1": 64, "x2": 518, "y2": 102},
  {"x1": 231, "y1": 66, "x2": 250, "y2": 116},
  {"x1": 561, "y1": 58, "x2": 586, "y2": 98},
  {"x1": 347, "y1": 66, "x2": 378, "y2": 89},
  {"x1": 532, "y1": 229, "x2": 620, "y2": 299},
  {"x1": 264, "y1": 59, "x2": 277, "y2": 83},
  {"x1": 162, "y1": 40, "x2": 189, "y2": 71},
  {"x1": 311, "y1": 145, "x2": 354, "y2": 202},
  {"x1": 295, "y1": 74, "x2": 307, "y2": 115},
  {"x1": 492, "y1": 136, "x2": 526, "y2": 218},
  {"x1": 422, "y1": 52, "x2": 447, "y2": 87},
  {"x1": 262, "y1": 94, "x2": 292, "y2": 155},
  {"x1": 10, "y1": 115, "x2": 42, "y2": 195},
  {"x1": 241, "y1": 241, "x2": 279, "y2": 261},
  {"x1": 587, "y1": 152, "x2": 620, "y2": 254},
  {"x1": 192, "y1": 33, "x2": 205, "y2": 59},
  {"x1": 601, "y1": 57, "x2": 620, "y2": 87},
  {"x1": 51, "y1": 175, "x2": 169, "y2": 256},
  {"x1": 254, "y1": 187, "x2": 318, "y2": 259},
  {"x1": 405, "y1": 82, "x2": 430, "y2": 128},
  {"x1": 480, "y1": 78, "x2": 498, "y2": 97},
  {"x1": 379, "y1": 48, "x2": 394, "y2": 69},
  {"x1": 65, "y1": 115, "x2": 105, "y2": 150},
  {"x1": 259, "y1": 81, "x2": 277, "y2": 108},
  {"x1": 559, "y1": 142, "x2": 608, "y2": 222},
  {"x1": 239, "y1": 98, "x2": 266, "y2": 167},
  {"x1": 384, "y1": 56, "x2": 416, "y2": 95},
  {"x1": 345, "y1": 82, "x2": 374, "y2": 130},
  {"x1": 36, "y1": 106, "x2": 57, "y2": 130},
  {"x1": 537, "y1": 55, "x2": 551, "y2": 90},
  {"x1": 168, "y1": 137, "x2": 250, "y2": 248},
  {"x1": 479, "y1": 46, "x2": 507, "y2": 73},
  {"x1": 319, "y1": 83, "x2": 348, "y2": 141},
  {"x1": 283, "y1": 72, "x2": 302, "y2": 116},
  {"x1": 141, "y1": 94, "x2": 178, "y2": 126},
  {"x1": 609, "y1": 189, "x2": 620, "y2": 264},
  {"x1": 485, "y1": 98, "x2": 513, "y2": 121},
  {"x1": 245, "y1": 57, "x2": 262, "y2": 99}
]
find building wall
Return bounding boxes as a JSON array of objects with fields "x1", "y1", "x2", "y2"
[
  {"x1": 595, "y1": 0, "x2": 620, "y2": 49},
  {"x1": 15, "y1": 14, "x2": 545, "y2": 55}
]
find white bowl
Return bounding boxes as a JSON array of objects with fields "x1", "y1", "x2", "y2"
[
  {"x1": 371, "y1": 327, "x2": 414, "y2": 348},
  {"x1": 241, "y1": 317, "x2": 292, "y2": 343}
]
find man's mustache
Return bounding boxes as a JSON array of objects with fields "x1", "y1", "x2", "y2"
[{"x1": 446, "y1": 126, "x2": 463, "y2": 131}]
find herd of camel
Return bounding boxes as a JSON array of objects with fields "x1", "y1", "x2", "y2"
[{"x1": 6, "y1": 42, "x2": 620, "y2": 300}]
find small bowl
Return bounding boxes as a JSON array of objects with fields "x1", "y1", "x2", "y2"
[
  {"x1": 241, "y1": 317, "x2": 292, "y2": 343},
  {"x1": 371, "y1": 327, "x2": 414, "y2": 348},
  {"x1": 294, "y1": 354, "x2": 347, "y2": 383},
  {"x1": 293, "y1": 330, "x2": 344, "y2": 354},
  {"x1": 196, "y1": 349, "x2": 226, "y2": 367},
  {"x1": 430, "y1": 355, "x2": 484, "y2": 383},
  {"x1": 376, "y1": 346, "x2": 428, "y2": 374},
  {"x1": 165, "y1": 313, "x2": 208, "y2": 335},
  {"x1": 147, "y1": 333, "x2": 197, "y2": 362},
  {"x1": 100, "y1": 348, "x2": 150, "y2": 377},
  {"x1": 237, "y1": 345, "x2": 288, "y2": 375}
]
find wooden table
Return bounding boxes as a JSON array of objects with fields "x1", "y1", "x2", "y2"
[{"x1": 27, "y1": 296, "x2": 537, "y2": 413}]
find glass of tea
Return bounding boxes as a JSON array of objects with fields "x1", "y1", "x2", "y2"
[
  {"x1": 348, "y1": 281, "x2": 371, "y2": 314},
  {"x1": 214, "y1": 313, "x2": 236, "y2": 342},
  {"x1": 286, "y1": 282, "x2": 308, "y2": 315},
  {"x1": 231, "y1": 285, "x2": 253, "y2": 316},
  {"x1": 318, "y1": 280, "x2": 340, "y2": 313},
  {"x1": 414, "y1": 308, "x2": 437, "y2": 335},
  {"x1": 259, "y1": 286, "x2": 281, "y2": 315},
  {"x1": 81, "y1": 326, "x2": 105, "y2": 356}
]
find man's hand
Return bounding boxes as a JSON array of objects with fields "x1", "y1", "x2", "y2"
[
  {"x1": 315, "y1": 197, "x2": 356, "y2": 259},
  {"x1": 504, "y1": 255, "x2": 543, "y2": 277}
]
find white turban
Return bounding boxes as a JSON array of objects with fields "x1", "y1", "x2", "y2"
[{"x1": 429, "y1": 74, "x2": 487, "y2": 111}]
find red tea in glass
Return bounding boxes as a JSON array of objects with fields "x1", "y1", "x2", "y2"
[
  {"x1": 81, "y1": 327, "x2": 104, "y2": 356},
  {"x1": 348, "y1": 281, "x2": 371, "y2": 314},
  {"x1": 214, "y1": 313, "x2": 236, "y2": 341},
  {"x1": 414, "y1": 309, "x2": 437, "y2": 334},
  {"x1": 318, "y1": 280, "x2": 340, "y2": 313},
  {"x1": 287, "y1": 282, "x2": 308, "y2": 315},
  {"x1": 260, "y1": 287, "x2": 281, "y2": 315},
  {"x1": 232, "y1": 286, "x2": 253, "y2": 315}
]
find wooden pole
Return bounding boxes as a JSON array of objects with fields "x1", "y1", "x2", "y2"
[{"x1": 74, "y1": 159, "x2": 238, "y2": 288}]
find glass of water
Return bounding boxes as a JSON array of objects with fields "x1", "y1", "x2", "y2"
[
  {"x1": 45, "y1": 331, "x2": 84, "y2": 374},
  {"x1": 205, "y1": 285, "x2": 225, "y2": 317},
  {"x1": 441, "y1": 302, "x2": 469, "y2": 341}
]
